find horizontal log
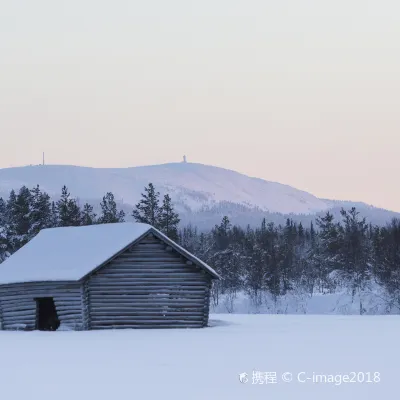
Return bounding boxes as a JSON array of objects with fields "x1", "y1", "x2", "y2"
[
  {"x1": 3, "y1": 309, "x2": 36, "y2": 318},
  {"x1": 54, "y1": 304, "x2": 83, "y2": 310},
  {"x1": 112, "y1": 258, "x2": 183, "y2": 263},
  {"x1": 89, "y1": 301, "x2": 204, "y2": 307},
  {"x1": 90, "y1": 288, "x2": 206, "y2": 298},
  {"x1": 118, "y1": 250, "x2": 179, "y2": 255},
  {"x1": 3, "y1": 318, "x2": 35, "y2": 326},
  {"x1": 57, "y1": 311, "x2": 83, "y2": 318},
  {"x1": 4, "y1": 324, "x2": 35, "y2": 331},
  {"x1": 55, "y1": 309, "x2": 83, "y2": 315},
  {"x1": 1, "y1": 306, "x2": 34, "y2": 313},
  {"x1": 56, "y1": 303, "x2": 83, "y2": 309},
  {"x1": 89, "y1": 289, "x2": 207, "y2": 296},
  {"x1": 92, "y1": 271, "x2": 202, "y2": 277},
  {"x1": 0, "y1": 283, "x2": 80, "y2": 290},
  {"x1": 106, "y1": 262, "x2": 185, "y2": 269},
  {"x1": 90, "y1": 324, "x2": 202, "y2": 329},
  {"x1": 89, "y1": 292, "x2": 205, "y2": 297},
  {"x1": 90, "y1": 311, "x2": 204, "y2": 317},
  {"x1": 89, "y1": 292, "x2": 204, "y2": 298},
  {"x1": 59, "y1": 319, "x2": 81, "y2": 325},
  {"x1": 89, "y1": 307, "x2": 204, "y2": 314},
  {"x1": 0, "y1": 297, "x2": 36, "y2": 303},
  {"x1": 89, "y1": 290, "x2": 207, "y2": 296},
  {"x1": 89, "y1": 297, "x2": 204, "y2": 303},
  {"x1": 90, "y1": 316, "x2": 204, "y2": 323},
  {"x1": 96, "y1": 269, "x2": 201, "y2": 275},
  {"x1": 97, "y1": 269, "x2": 201, "y2": 275},
  {"x1": 1, "y1": 304, "x2": 36, "y2": 312},
  {"x1": 130, "y1": 242, "x2": 165, "y2": 246},
  {"x1": 89, "y1": 274, "x2": 205, "y2": 286},
  {"x1": 0, "y1": 286, "x2": 80, "y2": 293},
  {"x1": 0, "y1": 293, "x2": 81, "y2": 300},
  {"x1": 90, "y1": 291, "x2": 207, "y2": 297},
  {"x1": 58, "y1": 318, "x2": 82, "y2": 325},
  {"x1": 2, "y1": 319, "x2": 33, "y2": 324},
  {"x1": 90, "y1": 305, "x2": 204, "y2": 315},
  {"x1": 2, "y1": 304, "x2": 36, "y2": 311},
  {"x1": 89, "y1": 280, "x2": 207, "y2": 286},
  {"x1": 107, "y1": 260, "x2": 195, "y2": 265},
  {"x1": 58, "y1": 317, "x2": 81, "y2": 324},
  {"x1": 89, "y1": 299, "x2": 204, "y2": 305}
]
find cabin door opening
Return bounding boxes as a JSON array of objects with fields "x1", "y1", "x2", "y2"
[{"x1": 35, "y1": 297, "x2": 60, "y2": 331}]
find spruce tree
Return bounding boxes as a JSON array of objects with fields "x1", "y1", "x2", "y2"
[
  {"x1": 98, "y1": 192, "x2": 125, "y2": 224},
  {"x1": 159, "y1": 194, "x2": 180, "y2": 240},
  {"x1": 81, "y1": 203, "x2": 97, "y2": 225},
  {"x1": 0, "y1": 197, "x2": 9, "y2": 262},
  {"x1": 6, "y1": 186, "x2": 32, "y2": 251},
  {"x1": 56, "y1": 186, "x2": 81, "y2": 227},
  {"x1": 28, "y1": 185, "x2": 52, "y2": 239},
  {"x1": 50, "y1": 201, "x2": 59, "y2": 227},
  {"x1": 374, "y1": 219, "x2": 400, "y2": 307},
  {"x1": 132, "y1": 183, "x2": 162, "y2": 228},
  {"x1": 337, "y1": 207, "x2": 372, "y2": 313}
]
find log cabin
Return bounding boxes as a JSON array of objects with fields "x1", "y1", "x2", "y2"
[{"x1": 0, "y1": 223, "x2": 220, "y2": 330}]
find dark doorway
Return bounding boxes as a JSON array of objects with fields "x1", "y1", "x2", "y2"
[{"x1": 36, "y1": 297, "x2": 60, "y2": 331}]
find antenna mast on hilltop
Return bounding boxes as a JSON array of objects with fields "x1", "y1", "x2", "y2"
[{"x1": 42, "y1": 152, "x2": 45, "y2": 165}]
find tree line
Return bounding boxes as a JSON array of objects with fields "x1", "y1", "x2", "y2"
[
  {"x1": 0, "y1": 182, "x2": 399, "y2": 314},
  {"x1": 0, "y1": 183, "x2": 180, "y2": 260},
  {"x1": 179, "y1": 210, "x2": 400, "y2": 313}
]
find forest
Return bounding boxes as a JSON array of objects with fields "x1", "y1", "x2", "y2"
[{"x1": 0, "y1": 183, "x2": 399, "y2": 314}]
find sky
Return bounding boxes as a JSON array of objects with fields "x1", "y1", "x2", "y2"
[{"x1": 1, "y1": 0, "x2": 400, "y2": 211}]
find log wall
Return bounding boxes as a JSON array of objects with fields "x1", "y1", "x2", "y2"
[
  {"x1": 0, "y1": 282, "x2": 83, "y2": 330},
  {"x1": 87, "y1": 233, "x2": 212, "y2": 329}
]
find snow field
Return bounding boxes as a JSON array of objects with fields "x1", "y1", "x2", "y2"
[{"x1": 0, "y1": 314, "x2": 396, "y2": 400}]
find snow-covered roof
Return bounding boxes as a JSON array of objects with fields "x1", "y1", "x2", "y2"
[{"x1": 0, "y1": 223, "x2": 220, "y2": 285}]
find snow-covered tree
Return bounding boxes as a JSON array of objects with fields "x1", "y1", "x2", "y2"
[
  {"x1": 132, "y1": 183, "x2": 162, "y2": 228},
  {"x1": 6, "y1": 186, "x2": 32, "y2": 251},
  {"x1": 0, "y1": 197, "x2": 9, "y2": 262},
  {"x1": 81, "y1": 203, "x2": 97, "y2": 225},
  {"x1": 56, "y1": 186, "x2": 81, "y2": 227},
  {"x1": 98, "y1": 192, "x2": 125, "y2": 224},
  {"x1": 28, "y1": 185, "x2": 52, "y2": 239},
  {"x1": 159, "y1": 194, "x2": 180, "y2": 240},
  {"x1": 336, "y1": 208, "x2": 373, "y2": 313},
  {"x1": 373, "y1": 219, "x2": 400, "y2": 308}
]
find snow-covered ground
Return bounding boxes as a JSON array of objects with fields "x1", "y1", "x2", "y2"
[
  {"x1": 211, "y1": 289, "x2": 398, "y2": 315},
  {"x1": 0, "y1": 314, "x2": 396, "y2": 399}
]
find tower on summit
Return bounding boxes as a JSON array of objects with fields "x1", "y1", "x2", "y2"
[{"x1": 183, "y1": 155, "x2": 187, "y2": 163}]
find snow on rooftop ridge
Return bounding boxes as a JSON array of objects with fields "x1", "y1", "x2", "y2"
[{"x1": 0, "y1": 222, "x2": 219, "y2": 285}]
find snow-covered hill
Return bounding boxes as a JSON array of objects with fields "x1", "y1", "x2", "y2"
[
  {"x1": 0, "y1": 163, "x2": 328, "y2": 213},
  {"x1": 0, "y1": 162, "x2": 398, "y2": 227}
]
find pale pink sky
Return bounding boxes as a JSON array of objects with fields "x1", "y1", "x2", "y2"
[{"x1": 1, "y1": 0, "x2": 399, "y2": 211}]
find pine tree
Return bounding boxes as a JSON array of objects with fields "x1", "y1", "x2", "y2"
[
  {"x1": 50, "y1": 201, "x2": 59, "y2": 227},
  {"x1": 132, "y1": 183, "x2": 162, "y2": 228},
  {"x1": 0, "y1": 197, "x2": 9, "y2": 262},
  {"x1": 337, "y1": 208, "x2": 372, "y2": 314},
  {"x1": 374, "y1": 219, "x2": 400, "y2": 307},
  {"x1": 98, "y1": 192, "x2": 125, "y2": 224},
  {"x1": 159, "y1": 194, "x2": 180, "y2": 240},
  {"x1": 81, "y1": 203, "x2": 97, "y2": 225},
  {"x1": 56, "y1": 186, "x2": 81, "y2": 227},
  {"x1": 28, "y1": 185, "x2": 52, "y2": 239},
  {"x1": 6, "y1": 186, "x2": 32, "y2": 251}
]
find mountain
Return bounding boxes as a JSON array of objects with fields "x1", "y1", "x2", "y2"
[{"x1": 0, "y1": 162, "x2": 398, "y2": 228}]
